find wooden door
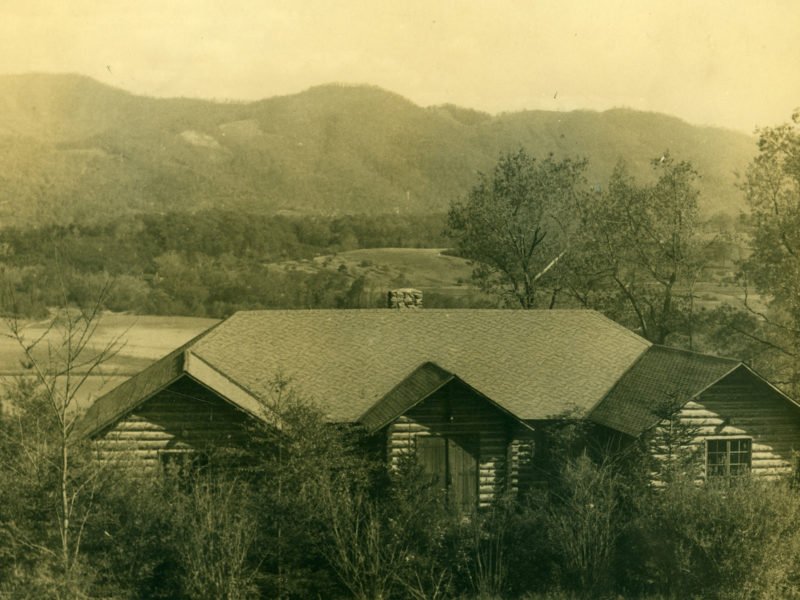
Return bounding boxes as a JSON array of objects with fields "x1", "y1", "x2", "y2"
[
  {"x1": 416, "y1": 435, "x2": 478, "y2": 508},
  {"x1": 416, "y1": 435, "x2": 447, "y2": 491},
  {"x1": 448, "y1": 437, "x2": 477, "y2": 509}
]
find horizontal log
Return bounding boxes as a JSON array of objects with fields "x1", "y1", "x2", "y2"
[
  {"x1": 101, "y1": 431, "x2": 247, "y2": 445},
  {"x1": 391, "y1": 422, "x2": 506, "y2": 431},
  {"x1": 678, "y1": 417, "x2": 725, "y2": 426},
  {"x1": 680, "y1": 412, "x2": 800, "y2": 424},
  {"x1": 751, "y1": 466, "x2": 792, "y2": 476},
  {"x1": 752, "y1": 459, "x2": 791, "y2": 468},
  {"x1": 479, "y1": 460, "x2": 504, "y2": 470},
  {"x1": 689, "y1": 425, "x2": 750, "y2": 436},
  {"x1": 102, "y1": 431, "x2": 174, "y2": 441},
  {"x1": 98, "y1": 449, "x2": 162, "y2": 459},
  {"x1": 679, "y1": 409, "x2": 722, "y2": 419},
  {"x1": 107, "y1": 421, "x2": 169, "y2": 432},
  {"x1": 96, "y1": 439, "x2": 193, "y2": 449},
  {"x1": 753, "y1": 452, "x2": 791, "y2": 462},
  {"x1": 683, "y1": 401, "x2": 707, "y2": 410}
]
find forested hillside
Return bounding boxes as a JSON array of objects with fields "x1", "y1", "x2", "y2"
[{"x1": 0, "y1": 74, "x2": 753, "y2": 226}]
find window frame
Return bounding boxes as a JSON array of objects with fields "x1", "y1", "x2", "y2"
[{"x1": 705, "y1": 436, "x2": 752, "y2": 478}]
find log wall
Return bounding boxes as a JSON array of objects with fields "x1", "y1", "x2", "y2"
[
  {"x1": 666, "y1": 369, "x2": 800, "y2": 479},
  {"x1": 93, "y1": 375, "x2": 251, "y2": 467}
]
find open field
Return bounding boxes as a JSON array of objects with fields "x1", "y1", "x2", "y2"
[
  {"x1": 0, "y1": 315, "x2": 218, "y2": 409},
  {"x1": 276, "y1": 247, "x2": 487, "y2": 301},
  {"x1": 316, "y1": 248, "x2": 474, "y2": 287}
]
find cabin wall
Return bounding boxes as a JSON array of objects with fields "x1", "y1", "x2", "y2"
[
  {"x1": 666, "y1": 369, "x2": 800, "y2": 479},
  {"x1": 507, "y1": 423, "x2": 538, "y2": 493},
  {"x1": 385, "y1": 381, "x2": 519, "y2": 508},
  {"x1": 93, "y1": 376, "x2": 251, "y2": 467}
]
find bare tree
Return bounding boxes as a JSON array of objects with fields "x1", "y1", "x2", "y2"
[{"x1": 0, "y1": 281, "x2": 123, "y2": 589}]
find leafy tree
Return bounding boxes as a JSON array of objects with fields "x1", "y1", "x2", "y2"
[
  {"x1": 568, "y1": 153, "x2": 705, "y2": 345},
  {"x1": 738, "y1": 110, "x2": 800, "y2": 391},
  {"x1": 447, "y1": 149, "x2": 588, "y2": 308}
]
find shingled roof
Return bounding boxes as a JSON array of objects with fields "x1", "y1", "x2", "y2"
[
  {"x1": 588, "y1": 345, "x2": 741, "y2": 437},
  {"x1": 75, "y1": 309, "x2": 651, "y2": 437},
  {"x1": 188, "y1": 309, "x2": 650, "y2": 422}
]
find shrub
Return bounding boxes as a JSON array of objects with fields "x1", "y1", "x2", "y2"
[{"x1": 624, "y1": 476, "x2": 800, "y2": 599}]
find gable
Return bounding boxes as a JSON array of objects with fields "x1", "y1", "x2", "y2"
[
  {"x1": 73, "y1": 343, "x2": 188, "y2": 440},
  {"x1": 95, "y1": 375, "x2": 253, "y2": 465},
  {"x1": 359, "y1": 362, "x2": 454, "y2": 432},
  {"x1": 383, "y1": 377, "x2": 534, "y2": 507},
  {"x1": 359, "y1": 361, "x2": 534, "y2": 433},
  {"x1": 655, "y1": 367, "x2": 800, "y2": 479},
  {"x1": 73, "y1": 328, "x2": 261, "y2": 440}
]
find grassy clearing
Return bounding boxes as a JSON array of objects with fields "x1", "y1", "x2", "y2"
[
  {"x1": 0, "y1": 314, "x2": 218, "y2": 375},
  {"x1": 0, "y1": 315, "x2": 218, "y2": 409},
  {"x1": 320, "y1": 248, "x2": 474, "y2": 286},
  {"x1": 276, "y1": 247, "x2": 480, "y2": 298}
]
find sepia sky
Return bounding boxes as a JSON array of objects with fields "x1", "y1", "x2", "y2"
[{"x1": 2, "y1": 0, "x2": 798, "y2": 133}]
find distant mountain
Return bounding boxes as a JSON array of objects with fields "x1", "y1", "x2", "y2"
[{"x1": 0, "y1": 73, "x2": 755, "y2": 226}]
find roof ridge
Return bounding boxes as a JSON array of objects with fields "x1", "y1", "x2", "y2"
[
  {"x1": 583, "y1": 310, "x2": 653, "y2": 348},
  {"x1": 648, "y1": 343, "x2": 741, "y2": 364}
]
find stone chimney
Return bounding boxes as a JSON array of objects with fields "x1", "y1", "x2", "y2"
[{"x1": 388, "y1": 288, "x2": 423, "y2": 309}]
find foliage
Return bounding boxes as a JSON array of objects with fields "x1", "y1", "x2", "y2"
[
  {"x1": 640, "y1": 399, "x2": 704, "y2": 485},
  {"x1": 738, "y1": 110, "x2": 800, "y2": 392},
  {"x1": 540, "y1": 455, "x2": 621, "y2": 595},
  {"x1": 624, "y1": 477, "x2": 800, "y2": 599},
  {"x1": 173, "y1": 476, "x2": 261, "y2": 600},
  {"x1": 567, "y1": 153, "x2": 706, "y2": 344},
  {"x1": 447, "y1": 149, "x2": 588, "y2": 308},
  {"x1": 6, "y1": 367, "x2": 800, "y2": 598}
]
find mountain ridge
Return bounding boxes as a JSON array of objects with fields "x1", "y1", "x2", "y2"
[{"x1": 0, "y1": 73, "x2": 755, "y2": 226}]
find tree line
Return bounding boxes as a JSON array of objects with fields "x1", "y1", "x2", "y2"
[
  {"x1": 2, "y1": 112, "x2": 798, "y2": 395},
  {"x1": 0, "y1": 213, "x2": 448, "y2": 318}
]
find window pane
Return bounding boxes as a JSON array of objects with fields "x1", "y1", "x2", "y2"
[{"x1": 708, "y1": 439, "x2": 726, "y2": 453}]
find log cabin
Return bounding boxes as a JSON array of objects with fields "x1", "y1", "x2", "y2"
[{"x1": 74, "y1": 307, "x2": 800, "y2": 508}]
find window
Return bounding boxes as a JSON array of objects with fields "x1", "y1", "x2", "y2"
[{"x1": 706, "y1": 437, "x2": 751, "y2": 477}]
